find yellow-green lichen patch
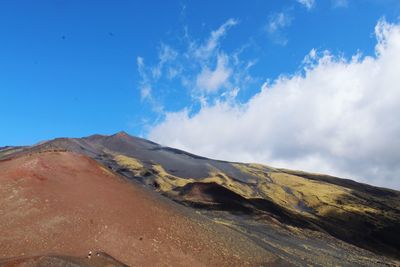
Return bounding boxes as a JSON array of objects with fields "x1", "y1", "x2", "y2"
[
  {"x1": 267, "y1": 172, "x2": 382, "y2": 217},
  {"x1": 151, "y1": 164, "x2": 194, "y2": 192},
  {"x1": 113, "y1": 154, "x2": 145, "y2": 176},
  {"x1": 229, "y1": 163, "x2": 385, "y2": 218},
  {"x1": 112, "y1": 155, "x2": 388, "y2": 221},
  {"x1": 232, "y1": 163, "x2": 271, "y2": 184},
  {"x1": 201, "y1": 171, "x2": 259, "y2": 199},
  {"x1": 148, "y1": 165, "x2": 259, "y2": 200}
]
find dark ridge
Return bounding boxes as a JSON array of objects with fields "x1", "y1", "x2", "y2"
[
  {"x1": 151, "y1": 146, "x2": 244, "y2": 164},
  {"x1": 110, "y1": 131, "x2": 160, "y2": 146},
  {"x1": 2, "y1": 131, "x2": 399, "y2": 262},
  {"x1": 81, "y1": 131, "x2": 158, "y2": 147},
  {"x1": 151, "y1": 146, "x2": 210, "y2": 160},
  {"x1": 83, "y1": 133, "x2": 107, "y2": 141},
  {"x1": 177, "y1": 182, "x2": 317, "y2": 229},
  {"x1": 318, "y1": 208, "x2": 400, "y2": 259},
  {"x1": 31, "y1": 138, "x2": 100, "y2": 157},
  {"x1": 178, "y1": 182, "x2": 254, "y2": 214},
  {"x1": 176, "y1": 181, "x2": 400, "y2": 259}
]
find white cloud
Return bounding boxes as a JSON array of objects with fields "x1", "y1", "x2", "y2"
[
  {"x1": 136, "y1": 56, "x2": 164, "y2": 112},
  {"x1": 136, "y1": 56, "x2": 145, "y2": 77},
  {"x1": 267, "y1": 12, "x2": 292, "y2": 33},
  {"x1": 137, "y1": 56, "x2": 151, "y2": 101},
  {"x1": 149, "y1": 19, "x2": 400, "y2": 190},
  {"x1": 196, "y1": 54, "x2": 232, "y2": 93},
  {"x1": 297, "y1": 0, "x2": 315, "y2": 10},
  {"x1": 140, "y1": 85, "x2": 151, "y2": 101},
  {"x1": 266, "y1": 12, "x2": 293, "y2": 45},
  {"x1": 193, "y1": 18, "x2": 238, "y2": 60},
  {"x1": 151, "y1": 44, "x2": 178, "y2": 79},
  {"x1": 137, "y1": 18, "x2": 253, "y2": 108}
]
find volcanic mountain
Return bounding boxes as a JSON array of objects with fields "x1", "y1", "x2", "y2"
[{"x1": 0, "y1": 132, "x2": 399, "y2": 266}]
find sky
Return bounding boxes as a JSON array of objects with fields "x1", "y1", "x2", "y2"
[{"x1": 1, "y1": 0, "x2": 400, "y2": 189}]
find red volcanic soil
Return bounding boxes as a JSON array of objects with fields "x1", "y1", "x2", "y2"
[
  {"x1": 0, "y1": 152, "x2": 282, "y2": 266},
  {"x1": 0, "y1": 252, "x2": 128, "y2": 267}
]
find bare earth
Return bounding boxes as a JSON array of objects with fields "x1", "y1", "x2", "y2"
[{"x1": 0, "y1": 151, "x2": 286, "y2": 267}]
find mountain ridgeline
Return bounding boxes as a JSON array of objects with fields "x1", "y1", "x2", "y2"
[{"x1": 1, "y1": 132, "x2": 399, "y2": 267}]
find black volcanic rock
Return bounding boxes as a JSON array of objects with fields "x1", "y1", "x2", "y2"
[{"x1": 1, "y1": 132, "x2": 400, "y2": 266}]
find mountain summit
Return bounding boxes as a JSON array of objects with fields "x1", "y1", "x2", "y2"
[{"x1": 0, "y1": 132, "x2": 399, "y2": 266}]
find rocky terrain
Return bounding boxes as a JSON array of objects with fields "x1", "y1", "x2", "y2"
[{"x1": 1, "y1": 132, "x2": 399, "y2": 266}]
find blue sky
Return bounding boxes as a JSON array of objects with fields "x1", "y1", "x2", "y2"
[{"x1": 1, "y1": 1, "x2": 400, "y2": 188}]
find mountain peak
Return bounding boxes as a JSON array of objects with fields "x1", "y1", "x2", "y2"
[
  {"x1": 1, "y1": 132, "x2": 400, "y2": 265},
  {"x1": 114, "y1": 131, "x2": 130, "y2": 138}
]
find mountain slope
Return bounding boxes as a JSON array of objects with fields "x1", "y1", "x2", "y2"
[
  {"x1": 0, "y1": 151, "x2": 282, "y2": 266},
  {"x1": 1, "y1": 132, "x2": 399, "y2": 266}
]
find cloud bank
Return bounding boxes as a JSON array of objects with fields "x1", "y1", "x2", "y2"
[{"x1": 149, "y1": 19, "x2": 400, "y2": 190}]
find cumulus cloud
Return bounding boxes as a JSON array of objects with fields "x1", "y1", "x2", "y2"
[
  {"x1": 149, "y1": 19, "x2": 400, "y2": 190},
  {"x1": 297, "y1": 0, "x2": 315, "y2": 10}
]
